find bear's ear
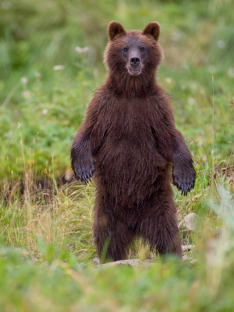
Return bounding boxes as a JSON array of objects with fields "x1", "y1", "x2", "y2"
[
  {"x1": 108, "y1": 21, "x2": 126, "y2": 41},
  {"x1": 143, "y1": 22, "x2": 160, "y2": 41}
]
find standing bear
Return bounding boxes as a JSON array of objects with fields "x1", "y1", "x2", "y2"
[{"x1": 71, "y1": 22, "x2": 196, "y2": 261}]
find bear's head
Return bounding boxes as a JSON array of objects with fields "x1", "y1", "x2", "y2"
[{"x1": 104, "y1": 22, "x2": 163, "y2": 79}]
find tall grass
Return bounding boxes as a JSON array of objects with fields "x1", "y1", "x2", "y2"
[{"x1": 0, "y1": 181, "x2": 233, "y2": 311}]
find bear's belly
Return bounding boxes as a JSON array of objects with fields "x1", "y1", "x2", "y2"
[{"x1": 94, "y1": 132, "x2": 168, "y2": 198}]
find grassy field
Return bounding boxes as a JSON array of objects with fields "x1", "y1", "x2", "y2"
[{"x1": 0, "y1": 0, "x2": 233, "y2": 311}]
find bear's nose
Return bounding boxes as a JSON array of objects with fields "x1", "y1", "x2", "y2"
[{"x1": 130, "y1": 57, "x2": 140, "y2": 68}]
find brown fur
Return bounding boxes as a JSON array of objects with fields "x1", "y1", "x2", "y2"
[{"x1": 71, "y1": 22, "x2": 196, "y2": 261}]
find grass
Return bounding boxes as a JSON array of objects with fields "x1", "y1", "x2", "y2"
[{"x1": 0, "y1": 0, "x2": 233, "y2": 310}]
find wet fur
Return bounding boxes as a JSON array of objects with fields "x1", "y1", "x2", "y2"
[{"x1": 71, "y1": 22, "x2": 196, "y2": 261}]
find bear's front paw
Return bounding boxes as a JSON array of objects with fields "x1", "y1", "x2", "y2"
[
  {"x1": 172, "y1": 164, "x2": 196, "y2": 196},
  {"x1": 71, "y1": 148, "x2": 96, "y2": 182},
  {"x1": 73, "y1": 159, "x2": 96, "y2": 182}
]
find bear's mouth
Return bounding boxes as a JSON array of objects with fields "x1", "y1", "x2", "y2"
[{"x1": 127, "y1": 66, "x2": 143, "y2": 76}]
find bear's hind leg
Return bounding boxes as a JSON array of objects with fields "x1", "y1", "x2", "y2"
[
  {"x1": 93, "y1": 213, "x2": 135, "y2": 262},
  {"x1": 138, "y1": 196, "x2": 182, "y2": 257}
]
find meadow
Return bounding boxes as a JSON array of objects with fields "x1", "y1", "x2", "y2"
[{"x1": 0, "y1": 0, "x2": 233, "y2": 311}]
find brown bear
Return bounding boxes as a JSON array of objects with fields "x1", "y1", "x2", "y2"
[{"x1": 71, "y1": 22, "x2": 196, "y2": 261}]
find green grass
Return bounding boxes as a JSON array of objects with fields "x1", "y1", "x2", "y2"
[
  {"x1": 0, "y1": 187, "x2": 234, "y2": 312},
  {"x1": 0, "y1": 0, "x2": 233, "y2": 310}
]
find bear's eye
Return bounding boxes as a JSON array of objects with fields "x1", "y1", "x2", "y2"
[
  {"x1": 140, "y1": 46, "x2": 145, "y2": 52},
  {"x1": 123, "y1": 47, "x2": 128, "y2": 52}
]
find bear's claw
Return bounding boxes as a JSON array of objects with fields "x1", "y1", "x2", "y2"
[
  {"x1": 74, "y1": 164, "x2": 96, "y2": 183},
  {"x1": 172, "y1": 166, "x2": 196, "y2": 196}
]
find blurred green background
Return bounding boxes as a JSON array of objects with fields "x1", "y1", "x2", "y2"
[
  {"x1": 0, "y1": 0, "x2": 233, "y2": 181},
  {"x1": 0, "y1": 1, "x2": 233, "y2": 311}
]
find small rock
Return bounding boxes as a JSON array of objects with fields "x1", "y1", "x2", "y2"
[
  {"x1": 93, "y1": 257, "x2": 100, "y2": 264},
  {"x1": 94, "y1": 258, "x2": 152, "y2": 267},
  {"x1": 182, "y1": 213, "x2": 198, "y2": 231},
  {"x1": 64, "y1": 169, "x2": 73, "y2": 182},
  {"x1": 102, "y1": 259, "x2": 142, "y2": 267}
]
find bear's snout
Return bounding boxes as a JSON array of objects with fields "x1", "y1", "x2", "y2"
[
  {"x1": 127, "y1": 52, "x2": 143, "y2": 76},
  {"x1": 130, "y1": 57, "x2": 140, "y2": 68}
]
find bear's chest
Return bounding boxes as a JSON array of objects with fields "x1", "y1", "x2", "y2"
[
  {"x1": 92, "y1": 98, "x2": 163, "y2": 162},
  {"x1": 92, "y1": 96, "x2": 168, "y2": 188},
  {"x1": 104, "y1": 98, "x2": 154, "y2": 138}
]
